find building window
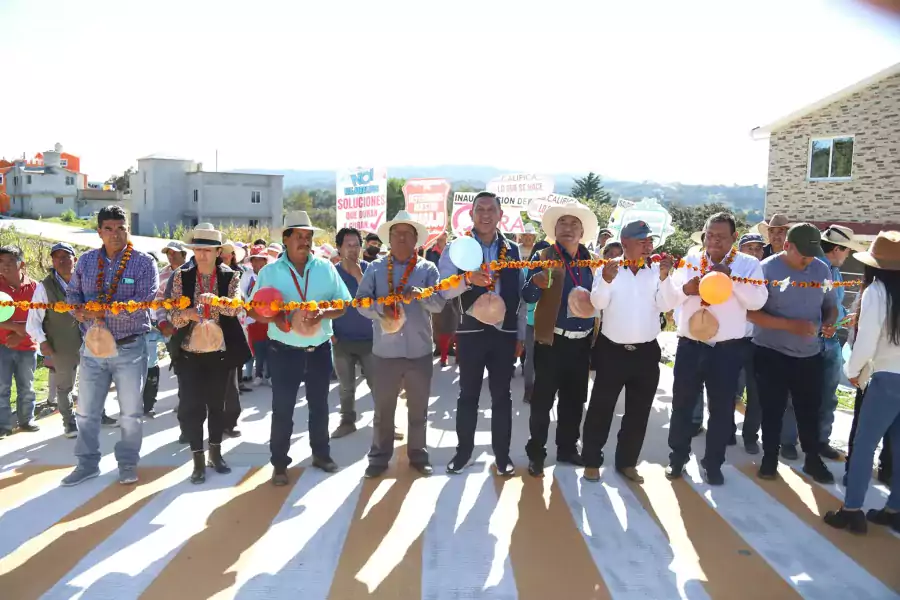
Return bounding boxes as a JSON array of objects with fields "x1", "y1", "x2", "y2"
[
  {"x1": 13, "y1": 176, "x2": 18, "y2": 185},
  {"x1": 56, "y1": 197, "x2": 64, "y2": 205},
  {"x1": 0, "y1": 174, "x2": 3, "y2": 184},
  {"x1": 65, "y1": 176, "x2": 75, "y2": 185},
  {"x1": 144, "y1": 190, "x2": 147, "y2": 205},
  {"x1": 193, "y1": 189, "x2": 199, "y2": 203},
  {"x1": 251, "y1": 191, "x2": 261, "y2": 204},
  {"x1": 143, "y1": 171, "x2": 146, "y2": 184},
  {"x1": 26, "y1": 175, "x2": 32, "y2": 184},
  {"x1": 60, "y1": 159, "x2": 68, "y2": 167},
  {"x1": 809, "y1": 136, "x2": 853, "y2": 180},
  {"x1": 249, "y1": 219, "x2": 259, "y2": 228}
]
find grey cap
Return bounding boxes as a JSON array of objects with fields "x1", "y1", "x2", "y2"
[
  {"x1": 620, "y1": 220, "x2": 656, "y2": 240},
  {"x1": 738, "y1": 233, "x2": 764, "y2": 248},
  {"x1": 163, "y1": 240, "x2": 187, "y2": 254},
  {"x1": 50, "y1": 242, "x2": 76, "y2": 256}
]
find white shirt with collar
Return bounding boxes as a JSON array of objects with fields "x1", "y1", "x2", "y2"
[
  {"x1": 664, "y1": 249, "x2": 768, "y2": 343},
  {"x1": 591, "y1": 261, "x2": 681, "y2": 344}
]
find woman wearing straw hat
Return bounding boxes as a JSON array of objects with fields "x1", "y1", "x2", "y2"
[
  {"x1": 825, "y1": 231, "x2": 900, "y2": 535},
  {"x1": 168, "y1": 225, "x2": 251, "y2": 484}
]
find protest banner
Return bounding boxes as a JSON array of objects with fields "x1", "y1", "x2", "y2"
[
  {"x1": 485, "y1": 173, "x2": 555, "y2": 209},
  {"x1": 451, "y1": 192, "x2": 526, "y2": 236},
  {"x1": 605, "y1": 197, "x2": 676, "y2": 247},
  {"x1": 402, "y1": 178, "x2": 450, "y2": 247},
  {"x1": 335, "y1": 167, "x2": 388, "y2": 232},
  {"x1": 527, "y1": 192, "x2": 577, "y2": 221}
]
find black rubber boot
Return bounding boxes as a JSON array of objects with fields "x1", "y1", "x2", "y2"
[
  {"x1": 207, "y1": 443, "x2": 231, "y2": 474},
  {"x1": 190, "y1": 450, "x2": 206, "y2": 484}
]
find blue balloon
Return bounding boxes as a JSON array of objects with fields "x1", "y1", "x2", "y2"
[{"x1": 448, "y1": 236, "x2": 484, "y2": 272}]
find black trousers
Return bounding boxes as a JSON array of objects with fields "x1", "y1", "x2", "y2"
[
  {"x1": 847, "y1": 387, "x2": 893, "y2": 477},
  {"x1": 754, "y1": 346, "x2": 824, "y2": 459},
  {"x1": 142, "y1": 365, "x2": 160, "y2": 412},
  {"x1": 177, "y1": 351, "x2": 230, "y2": 452},
  {"x1": 582, "y1": 335, "x2": 661, "y2": 469},
  {"x1": 668, "y1": 337, "x2": 745, "y2": 469},
  {"x1": 526, "y1": 334, "x2": 591, "y2": 461},
  {"x1": 455, "y1": 328, "x2": 517, "y2": 462},
  {"x1": 223, "y1": 367, "x2": 242, "y2": 431}
]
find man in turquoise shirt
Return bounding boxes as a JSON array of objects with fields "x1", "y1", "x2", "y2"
[{"x1": 249, "y1": 211, "x2": 351, "y2": 486}]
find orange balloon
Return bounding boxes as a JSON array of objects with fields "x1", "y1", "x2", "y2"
[{"x1": 699, "y1": 271, "x2": 733, "y2": 305}]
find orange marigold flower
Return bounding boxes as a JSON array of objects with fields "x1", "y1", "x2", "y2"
[{"x1": 178, "y1": 296, "x2": 191, "y2": 309}]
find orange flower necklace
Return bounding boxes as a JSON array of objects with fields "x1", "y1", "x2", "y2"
[
  {"x1": 699, "y1": 246, "x2": 737, "y2": 275},
  {"x1": 96, "y1": 242, "x2": 133, "y2": 304},
  {"x1": 386, "y1": 253, "x2": 418, "y2": 316}
]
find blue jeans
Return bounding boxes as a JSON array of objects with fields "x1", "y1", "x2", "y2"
[
  {"x1": 252, "y1": 340, "x2": 269, "y2": 379},
  {"x1": 145, "y1": 329, "x2": 163, "y2": 369},
  {"x1": 268, "y1": 340, "x2": 332, "y2": 469},
  {"x1": 781, "y1": 337, "x2": 842, "y2": 447},
  {"x1": 74, "y1": 335, "x2": 148, "y2": 471},
  {"x1": 0, "y1": 346, "x2": 37, "y2": 430},
  {"x1": 844, "y1": 372, "x2": 900, "y2": 511}
]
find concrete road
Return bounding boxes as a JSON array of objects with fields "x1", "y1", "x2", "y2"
[
  {"x1": 0, "y1": 215, "x2": 173, "y2": 256},
  {"x1": 0, "y1": 352, "x2": 895, "y2": 600}
]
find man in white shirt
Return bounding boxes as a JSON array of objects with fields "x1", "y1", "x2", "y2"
[
  {"x1": 25, "y1": 243, "x2": 80, "y2": 438},
  {"x1": 583, "y1": 221, "x2": 678, "y2": 483},
  {"x1": 663, "y1": 213, "x2": 768, "y2": 485}
]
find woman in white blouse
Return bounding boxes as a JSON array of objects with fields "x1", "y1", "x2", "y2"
[{"x1": 825, "y1": 231, "x2": 900, "y2": 535}]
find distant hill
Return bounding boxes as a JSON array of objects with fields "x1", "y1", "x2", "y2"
[{"x1": 239, "y1": 166, "x2": 766, "y2": 215}]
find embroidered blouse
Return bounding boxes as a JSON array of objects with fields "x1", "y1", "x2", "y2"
[{"x1": 168, "y1": 269, "x2": 242, "y2": 351}]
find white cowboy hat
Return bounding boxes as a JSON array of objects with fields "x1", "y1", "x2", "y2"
[
  {"x1": 377, "y1": 209, "x2": 429, "y2": 245},
  {"x1": 222, "y1": 239, "x2": 247, "y2": 263},
  {"x1": 278, "y1": 211, "x2": 322, "y2": 237},
  {"x1": 522, "y1": 223, "x2": 538, "y2": 235},
  {"x1": 758, "y1": 214, "x2": 793, "y2": 241},
  {"x1": 821, "y1": 224, "x2": 868, "y2": 252},
  {"x1": 541, "y1": 202, "x2": 599, "y2": 245},
  {"x1": 182, "y1": 225, "x2": 225, "y2": 249}
]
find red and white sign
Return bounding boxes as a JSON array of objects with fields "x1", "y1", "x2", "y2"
[
  {"x1": 486, "y1": 173, "x2": 555, "y2": 209},
  {"x1": 402, "y1": 178, "x2": 450, "y2": 247},
  {"x1": 335, "y1": 167, "x2": 388, "y2": 232},
  {"x1": 527, "y1": 193, "x2": 577, "y2": 221},
  {"x1": 451, "y1": 192, "x2": 526, "y2": 236}
]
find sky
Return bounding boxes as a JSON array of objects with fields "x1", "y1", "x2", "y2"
[{"x1": 2, "y1": 0, "x2": 899, "y2": 186}]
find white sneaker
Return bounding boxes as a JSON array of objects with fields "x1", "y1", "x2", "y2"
[{"x1": 253, "y1": 377, "x2": 264, "y2": 386}]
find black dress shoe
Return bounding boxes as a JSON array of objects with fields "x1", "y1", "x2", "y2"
[
  {"x1": 365, "y1": 464, "x2": 388, "y2": 479},
  {"x1": 824, "y1": 507, "x2": 867, "y2": 534},
  {"x1": 802, "y1": 456, "x2": 835, "y2": 484},
  {"x1": 528, "y1": 458, "x2": 544, "y2": 477},
  {"x1": 700, "y1": 459, "x2": 725, "y2": 486},
  {"x1": 665, "y1": 463, "x2": 684, "y2": 480},
  {"x1": 757, "y1": 455, "x2": 779, "y2": 480},
  {"x1": 557, "y1": 452, "x2": 584, "y2": 467},
  {"x1": 411, "y1": 463, "x2": 434, "y2": 476},
  {"x1": 312, "y1": 456, "x2": 339, "y2": 473},
  {"x1": 494, "y1": 459, "x2": 516, "y2": 477},
  {"x1": 18, "y1": 421, "x2": 40, "y2": 433}
]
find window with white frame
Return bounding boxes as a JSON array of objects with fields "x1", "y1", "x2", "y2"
[
  {"x1": 249, "y1": 219, "x2": 259, "y2": 228},
  {"x1": 251, "y1": 191, "x2": 261, "y2": 204},
  {"x1": 193, "y1": 189, "x2": 199, "y2": 203},
  {"x1": 809, "y1": 136, "x2": 853, "y2": 180},
  {"x1": 60, "y1": 159, "x2": 68, "y2": 167},
  {"x1": 56, "y1": 197, "x2": 64, "y2": 205}
]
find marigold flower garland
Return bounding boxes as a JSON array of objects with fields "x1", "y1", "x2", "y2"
[{"x1": 0, "y1": 252, "x2": 861, "y2": 315}]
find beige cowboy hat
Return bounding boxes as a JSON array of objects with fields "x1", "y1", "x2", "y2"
[
  {"x1": 278, "y1": 211, "x2": 322, "y2": 238},
  {"x1": 690, "y1": 231, "x2": 704, "y2": 245},
  {"x1": 758, "y1": 214, "x2": 793, "y2": 241},
  {"x1": 182, "y1": 224, "x2": 225, "y2": 249},
  {"x1": 377, "y1": 209, "x2": 429, "y2": 245},
  {"x1": 853, "y1": 230, "x2": 900, "y2": 271},
  {"x1": 541, "y1": 202, "x2": 599, "y2": 245},
  {"x1": 821, "y1": 224, "x2": 868, "y2": 252},
  {"x1": 222, "y1": 239, "x2": 247, "y2": 263}
]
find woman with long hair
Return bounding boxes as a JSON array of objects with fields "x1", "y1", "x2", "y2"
[{"x1": 825, "y1": 231, "x2": 900, "y2": 534}]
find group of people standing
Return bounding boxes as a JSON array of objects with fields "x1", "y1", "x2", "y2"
[{"x1": 0, "y1": 197, "x2": 896, "y2": 536}]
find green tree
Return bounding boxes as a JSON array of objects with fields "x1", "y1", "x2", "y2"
[
  {"x1": 571, "y1": 172, "x2": 611, "y2": 205},
  {"x1": 284, "y1": 189, "x2": 312, "y2": 212},
  {"x1": 106, "y1": 167, "x2": 135, "y2": 192},
  {"x1": 386, "y1": 177, "x2": 407, "y2": 220}
]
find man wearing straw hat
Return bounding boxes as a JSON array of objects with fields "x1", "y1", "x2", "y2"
[
  {"x1": 357, "y1": 210, "x2": 445, "y2": 478},
  {"x1": 248, "y1": 211, "x2": 352, "y2": 485},
  {"x1": 62, "y1": 205, "x2": 159, "y2": 487},
  {"x1": 780, "y1": 224, "x2": 868, "y2": 461},
  {"x1": 522, "y1": 202, "x2": 598, "y2": 477}
]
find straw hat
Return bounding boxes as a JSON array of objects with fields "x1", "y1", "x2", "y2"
[
  {"x1": 541, "y1": 202, "x2": 599, "y2": 245},
  {"x1": 222, "y1": 239, "x2": 246, "y2": 263},
  {"x1": 182, "y1": 225, "x2": 225, "y2": 249},
  {"x1": 821, "y1": 224, "x2": 868, "y2": 253},
  {"x1": 758, "y1": 214, "x2": 793, "y2": 241},
  {"x1": 853, "y1": 230, "x2": 900, "y2": 271},
  {"x1": 376, "y1": 209, "x2": 429, "y2": 244},
  {"x1": 278, "y1": 211, "x2": 322, "y2": 238}
]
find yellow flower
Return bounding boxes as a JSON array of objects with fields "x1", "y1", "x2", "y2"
[{"x1": 177, "y1": 296, "x2": 191, "y2": 309}]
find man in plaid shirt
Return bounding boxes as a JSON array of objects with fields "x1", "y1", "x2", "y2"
[{"x1": 62, "y1": 205, "x2": 159, "y2": 487}]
